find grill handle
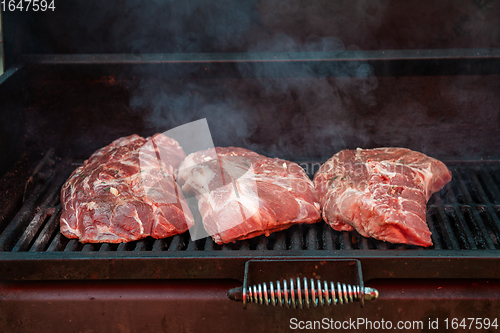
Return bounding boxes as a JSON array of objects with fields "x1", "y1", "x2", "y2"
[
  {"x1": 228, "y1": 259, "x2": 378, "y2": 309},
  {"x1": 228, "y1": 278, "x2": 378, "y2": 309}
]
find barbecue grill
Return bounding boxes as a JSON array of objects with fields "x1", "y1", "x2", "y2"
[{"x1": 1, "y1": 1, "x2": 500, "y2": 332}]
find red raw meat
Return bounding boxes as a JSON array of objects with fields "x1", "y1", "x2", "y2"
[
  {"x1": 60, "y1": 134, "x2": 194, "y2": 243},
  {"x1": 177, "y1": 147, "x2": 321, "y2": 244},
  {"x1": 313, "y1": 148, "x2": 452, "y2": 246}
]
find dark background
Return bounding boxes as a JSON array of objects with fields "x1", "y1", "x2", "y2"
[
  {"x1": 4, "y1": 0, "x2": 500, "y2": 66},
  {"x1": 1, "y1": 0, "x2": 500, "y2": 178}
]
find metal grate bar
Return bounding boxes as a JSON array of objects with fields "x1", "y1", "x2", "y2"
[
  {"x1": 340, "y1": 232, "x2": 352, "y2": 250},
  {"x1": 64, "y1": 240, "x2": 79, "y2": 252},
  {"x1": 168, "y1": 235, "x2": 183, "y2": 251},
  {"x1": 0, "y1": 151, "x2": 67, "y2": 252},
  {"x1": 479, "y1": 206, "x2": 500, "y2": 249},
  {"x1": 444, "y1": 206, "x2": 477, "y2": 250},
  {"x1": 322, "y1": 223, "x2": 334, "y2": 250},
  {"x1": 460, "y1": 206, "x2": 493, "y2": 249},
  {"x1": 306, "y1": 225, "x2": 318, "y2": 250},
  {"x1": 490, "y1": 165, "x2": 500, "y2": 181},
  {"x1": 440, "y1": 184, "x2": 477, "y2": 249},
  {"x1": 485, "y1": 206, "x2": 500, "y2": 240},
  {"x1": 99, "y1": 243, "x2": 112, "y2": 252},
  {"x1": 289, "y1": 225, "x2": 302, "y2": 250},
  {"x1": 434, "y1": 202, "x2": 460, "y2": 250},
  {"x1": 426, "y1": 208, "x2": 442, "y2": 249},
  {"x1": 12, "y1": 207, "x2": 55, "y2": 252},
  {"x1": 453, "y1": 170, "x2": 495, "y2": 249},
  {"x1": 470, "y1": 207, "x2": 496, "y2": 249},
  {"x1": 134, "y1": 240, "x2": 147, "y2": 251},
  {"x1": 479, "y1": 169, "x2": 500, "y2": 204},
  {"x1": 256, "y1": 236, "x2": 268, "y2": 250},
  {"x1": 487, "y1": 166, "x2": 500, "y2": 192},
  {"x1": 455, "y1": 168, "x2": 483, "y2": 204},
  {"x1": 29, "y1": 206, "x2": 62, "y2": 252},
  {"x1": 453, "y1": 169, "x2": 472, "y2": 205},
  {"x1": 117, "y1": 242, "x2": 128, "y2": 251},
  {"x1": 46, "y1": 233, "x2": 63, "y2": 252},
  {"x1": 10, "y1": 172, "x2": 64, "y2": 253},
  {"x1": 359, "y1": 237, "x2": 370, "y2": 250},
  {"x1": 185, "y1": 238, "x2": 198, "y2": 251},
  {"x1": 0, "y1": 182, "x2": 51, "y2": 251},
  {"x1": 204, "y1": 237, "x2": 215, "y2": 251},
  {"x1": 273, "y1": 232, "x2": 286, "y2": 250},
  {"x1": 151, "y1": 239, "x2": 165, "y2": 251},
  {"x1": 81, "y1": 244, "x2": 94, "y2": 252},
  {"x1": 459, "y1": 169, "x2": 484, "y2": 204},
  {"x1": 470, "y1": 172, "x2": 492, "y2": 204}
]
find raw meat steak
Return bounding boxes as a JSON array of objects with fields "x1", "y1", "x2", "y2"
[
  {"x1": 177, "y1": 147, "x2": 321, "y2": 244},
  {"x1": 313, "y1": 148, "x2": 452, "y2": 246},
  {"x1": 60, "y1": 133, "x2": 194, "y2": 243}
]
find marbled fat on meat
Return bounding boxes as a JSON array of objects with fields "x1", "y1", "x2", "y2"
[
  {"x1": 60, "y1": 134, "x2": 194, "y2": 243},
  {"x1": 177, "y1": 147, "x2": 321, "y2": 244},
  {"x1": 313, "y1": 148, "x2": 452, "y2": 247}
]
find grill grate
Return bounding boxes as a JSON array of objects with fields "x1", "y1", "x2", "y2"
[{"x1": 1, "y1": 155, "x2": 500, "y2": 253}]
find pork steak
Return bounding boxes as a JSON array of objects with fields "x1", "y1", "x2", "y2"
[
  {"x1": 177, "y1": 147, "x2": 321, "y2": 244},
  {"x1": 60, "y1": 133, "x2": 194, "y2": 243},
  {"x1": 313, "y1": 148, "x2": 452, "y2": 246}
]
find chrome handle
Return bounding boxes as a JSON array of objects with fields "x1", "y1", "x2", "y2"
[{"x1": 228, "y1": 277, "x2": 378, "y2": 309}]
